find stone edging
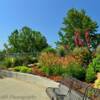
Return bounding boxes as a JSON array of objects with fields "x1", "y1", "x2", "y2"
[{"x1": 0, "y1": 70, "x2": 59, "y2": 87}]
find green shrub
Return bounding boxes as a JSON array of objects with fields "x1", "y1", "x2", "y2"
[
  {"x1": 4, "y1": 57, "x2": 16, "y2": 68},
  {"x1": 41, "y1": 67, "x2": 53, "y2": 76},
  {"x1": 85, "y1": 54, "x2": 100, "y2": 83},
  {"x1": 15, "y1": 56, "x2": 37, "y2": 66},
  {"x1": 64, "y1": 63, "x2": 86, "y2": 80},
  {"x1": 57, "y1": 46, "x2": 68, "y2": 57},
  {"x1": 52, "y1": 65, "x2": 65, "y2": 76},
  {"x1": 0, "y1": 55, "x2": 5, "y2": 61},
  {"x1": 26, "y1": 68, "x2": 32, "y2": 73},
  {"x1": 14, "y1": 66, "x2": 32, "y2": 73},
  {"x1": 42, "y1": 47, "x2": 56, "y2": 54},
  {"x1": 92, "y1": 55, "x2": 100, "y2": 72},
  {"x1": 41, "y1": 65, "x2": 65, "y2": 76},
  {"x1": 20, "y1": 66, "x2": 28, "y2": 73},
  {"x1": 14, "y1": 66, "x2": 20, "y2": 72},
  {"x1": 72, "y1": 47, "x2": 92, "y2": 66},
  {"x1": 4, "y1": 55, "x2": 37, "y2": 68},
  {"x1": 86, "y1": 64, "x2": 96, "y2": 83}
]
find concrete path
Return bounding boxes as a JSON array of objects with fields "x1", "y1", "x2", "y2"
[{"x1": 0, "y1": 78, "x2": 50, "y2": 100}]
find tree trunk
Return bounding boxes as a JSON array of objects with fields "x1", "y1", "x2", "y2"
[
  {"x1": 85, "y1": 30, "x2": 90, "y2": 48},
  {"x1": 74, "y1": 31, "x2": 81, "y2": 47}
]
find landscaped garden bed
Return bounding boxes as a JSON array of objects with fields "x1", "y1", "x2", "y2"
[
  {"x1": 0, "y1": 8, "x2": 100, "y2": 100},
  {"x1": 0, "y1": 46, "x2": 100, "y2": 89}
]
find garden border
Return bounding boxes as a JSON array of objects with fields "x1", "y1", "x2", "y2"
[{"x1": 0, "y1": 70, "x2": 59, "y2": 88}]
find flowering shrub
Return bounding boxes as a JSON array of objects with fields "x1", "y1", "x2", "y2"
[
  {"x1": 64, "y1": 62, "x2": 86, "y2": 80},
  {"x1": 39, "y1": 52, "x2": 78, "y2": 68},
  {"x1": 59, "y1": 55, "x2": 79, "y2": 68},
  {"x1": 39, "y1": 52, "x2": 60, "y2": 67},
  {"x1": 94, "y1": 73, "x2": 100, "y2": 89},
  {"x1": 39, "y1": 52, "x2": 75, "y2": 76},
  {"x1": 94, "y1": 79, "x2": 100, "y2": 89},
  {"x1": 39, "y1": 52, "x2": 82, "y2": 76}
]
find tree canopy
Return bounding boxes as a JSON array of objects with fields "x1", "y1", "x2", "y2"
[
  {"x1": 57, "y1": 8, "x2": 98, "y2": 50},
  {"x1": 4, "y1": 26, "x2": 48, "y2": 55}
]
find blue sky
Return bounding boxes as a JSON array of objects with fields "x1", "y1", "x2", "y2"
[{"x1": 0, "y1": 0, "x2": 100, "y2": 50}]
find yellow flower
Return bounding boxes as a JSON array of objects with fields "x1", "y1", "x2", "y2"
[{"x1": 94, "y1": 79, "x2": 100, "y2": 89}]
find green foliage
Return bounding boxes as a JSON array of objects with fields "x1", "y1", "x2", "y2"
[
  {"x1": 53, "y1": 66, "x2": 65, "y2": 76},
  {"x1": 57, "y1": 8, "x2": 98, "y2": 49},
  {"x1": 16, "y1": 55, "x2": 37, "y2": 66},
  {"x1": 0, "y1": 51, "x2": 5, "y2": 61},
  {"x1": 14, "y1": 66, "x2": 32, "y2": 73},
  {"x1": 20, "y1": 66, "x2": 29, "y2": 73},
  {"x1": 3, "y1": 55, "x2": 37, "y2": 68},
  {"x1": 56, "y1": 46, "x2": 69, "y2": 57},
  {"x1": 41, "y1": 67, "x2": 53, "y2": 76},
  {"x1": 73, "y1": 47, "x2": 89, "y2": 56},
  {"x1": 72, "y1": 47, "x2": 92, "y2": 66},
  {"x1": 4, "y1": 26, "x2": 48, "y2": 55},
  {"x1": 92, "y1": 55, "x2": 100, "y2": 72},
  {"x1": 65, "y1": 63, "x2": 86, "y2": 80},
  {"x1": 56, "y1": 31, "x2": 68, "y2": 49},
  {"x1": 90, "y1": 34, "x2": 100, "y2": 49},
  {"x1": 88, "y1": 55, "x2": 100, "y2": 72},
  {"x1": 41, "y1": 65, "x2": 65, "y2": 76},
  {"x1": 86, "y1": 89, "x2": 96, "y2": 97},
  {"x1": 39, "y1": 52, "x2": 66, "y2": 76},
  {"x1": 4, "y1": 57, "x2": 16, "y2": 68},
  {"x1": 42, "y1": 46, "x2": 56, "y2": 54},
  {"x1": 14, "y1": 66, "x2": 20, "y2": 72},
  {"x1": 85, "y1": 55, "x2": 100, "y2": 83},
  {"x1": 86, "y1": 64, "x2": 96, "y2": 83}
]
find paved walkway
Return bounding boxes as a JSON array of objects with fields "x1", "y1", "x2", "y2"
[{"x1": 0, "y1": 78, "x2": 50, "y2": 100}]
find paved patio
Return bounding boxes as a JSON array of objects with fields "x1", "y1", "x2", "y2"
[{"x1": 0, "y1": 78, "x2": 50, "y2": 100}]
